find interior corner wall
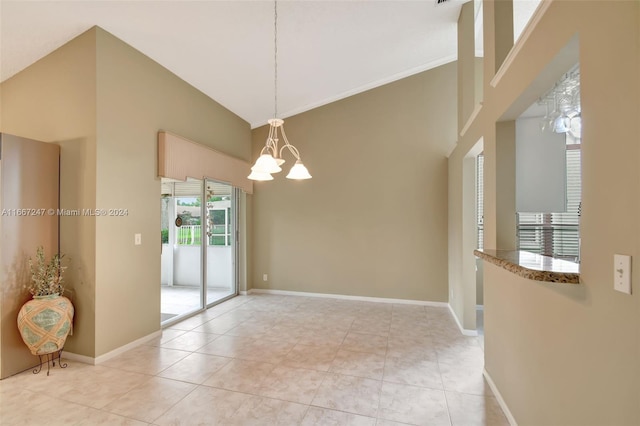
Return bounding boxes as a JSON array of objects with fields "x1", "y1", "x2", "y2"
[
  {"x1": 0, "y1": 29, "x2": 98, "y2": 358},
  {"x1": 94, "y1": 28, "x2": 251, "y2": 356},
  {"x1": 451, "y1": 1, "x2": 640, "y2": 424},
  {"x1": 251, "y1": 63, "x2": 456, "y2": 302}
]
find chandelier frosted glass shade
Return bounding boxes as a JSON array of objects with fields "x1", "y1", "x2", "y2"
[
  {"x1": 286, "y1": 160, "x2": 312, "y2": 180},
  {"x1": 247, "y1": 170, "x2": 274, "y2": 181},
  {"x1": 248, "y1": 118, "x2": 312, "y2": 181},
  {"x1": 247, "y1": 2, "x2": 311, "y2": 183},
  {"x1": 251, "y1": 154, "x2": 282, "y2": 174}
]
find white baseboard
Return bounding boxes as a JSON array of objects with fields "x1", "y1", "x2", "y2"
[
  {"x1": 61, "y1": 351, "x2": 95, "y2": 365},
  {"x1": 249, "y1": 288, "x2": 448, "y2": 307},
  {"x1": 448, "y1": 304, "x2": 479, "y2": 336},
  {"x1": 239, "y1": 290, "x2": 250, "y2": 295},
  {"x1": 483, "y1": 369, "x2": 518, "y2": 426},
  {"x1": 62, "y1": 330, "x2": 162, "y2": 365}
]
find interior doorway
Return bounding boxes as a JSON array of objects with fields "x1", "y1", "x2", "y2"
[{"x1": 160, "y1": 178, "x2": 238, "y2": 325}]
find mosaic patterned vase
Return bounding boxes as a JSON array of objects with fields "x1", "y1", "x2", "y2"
[{"x1": 17, "y1": 294, "x2": 74, "y2": 355}]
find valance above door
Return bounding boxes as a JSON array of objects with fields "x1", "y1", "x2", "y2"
[{"x1": 157, "y1": 131, "x2": 253, "y2": 194}]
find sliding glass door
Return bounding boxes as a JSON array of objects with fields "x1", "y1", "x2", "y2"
[
  {"x1": 160, "y1": 178, "x2": 238, "y2": 325},
  {"x1": 204, "y1": 179, "x2": 237, "y2": 306}
]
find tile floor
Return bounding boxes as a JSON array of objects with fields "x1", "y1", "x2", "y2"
[
  {"x1": 0, "y1": 294, "x2": 508, "y2": 425},
  {"x1": 161, "y1": 286, "x2": 235, "y2": 321}
]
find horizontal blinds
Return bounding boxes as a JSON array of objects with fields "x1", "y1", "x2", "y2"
[
  {"x1": 477, "y1": 154, "x2": 484, "y2": 250},
  {"x1": 161, "y1": 180, "x2": 232, "y2": 197},
  {"x1": 516, "y1": 147, "x2": 581, "y2": 260}
]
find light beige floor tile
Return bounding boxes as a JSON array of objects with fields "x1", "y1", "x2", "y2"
[
  {"x1": 9, "y1": 362, "x2": 146, "y2": 410},
  {"x1": 101, "y1": 345, "x2": 190, "y2": 375},
  {"x1": 387, "y1": 335, "x2": 436, "y2": 352},
  {"x1": 329, "y1": 349, "x2": 385, "y2": 380},
  {"x1": 0, "y1": 374, "x2": 26, "y2": 396},
  {"x1": 376, "y1": 419, "x2": 414, "y2": 426},
  {"x1": 283, "y1": 343, "x2": 339, "y2": 371},
  {"x1": 147, "y1": 329, "x2": 188, "y2": 346},
  {"x1": 392, "y1": 304, "x2": 427, "y2": 314},
  {"x1": 341, "y1": 332, "x2": 388, "y2": 355},
  {"x1": 104, "y1": 376, "x2": 196, "y2": 423},
  {"x1": 258, "y1": 365, "x2": 327, "y2": 404},
  {"x1": 0, "y1": 295, "x2": 507, "y2": 426},
  {"x1": 225, "y1": 319, "x2": 277, "y2": 338},
  {"x1": 350, "y1": 318, "x2": 391, "y2": 336},
  {"x1": 237, "y1": 338, "x2": 296, "y2": 364},
  {"x1": 158, "y1": 352, "x2": 232, "y2": 384},
  {"x1": 438, "y1": 362, "x2": 492, "y2": 396},
  {"x1": 436, "y1": 344, "x2": 484, "y2": 367},
  {"x1": 7, "y1": 360, "x2": 91, "y2": 393},
  {"x1": 54, "y1": 365, "x2": 149, "y2": 409},
  {"x1": 311, "y1": 373, "x2": 382, "y2": 417},
  {"x1": 445, "y1": 391, "x2": 509, "y2": 426},
  {"x1": 192, "y1": 316, "x2": 243, "y2": 334},
  {"x1": 432, "y1": 333, "x2": 482, "y2": 348},
  {"x1": 0, "y1": 388, "x2": 41, "y2": 424},
  {"x1": 75, "y1": 408, "x2": 149, "y2": 425},
  {"x1": 261, "y1": 324, "x2": 310, "y2": 342},
  {"x1": 0, "y1": 388, "x2": 98, "y2": 425},
  {"x1": 228, "y1": 393, "x2": 309, "y2": 425},
  {"x1": 158, "y1": 330, "x2": 221, "y2": 351},
  {"x1": 165, "y1": 321, "x2": 199, "y2": 332},
  {"x1": 302, "y1": 406, "x2": 376, "y2": 425},
  {"x1": 168, "y1": 314, "x2": 210, "y2": 330},
  {"x1": 296, "y1": 330, "x2": 348, "y2": 347},
  {"x1": 195, "y1": 334, "x2": 255, "y2": 357},
  {"x1": 378, "y1": 382, "x2": 450, "y2": 426},
  {"x1": 383, "y1": 356, "x2": 443, "y2": 390},
  {"x1": 386, "y1": 347, "x2": 438, "y2": 364},
  {"x1": 203, "y1": 358, "x2": 277, "y2": 394},
  {"x1": 154, "y1": 386, "x2": 251, "y2": 425}
]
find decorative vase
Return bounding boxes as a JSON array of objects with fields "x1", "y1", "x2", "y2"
[{"x1": 17, "y1": 294, "x2": 74, "y2": 355}]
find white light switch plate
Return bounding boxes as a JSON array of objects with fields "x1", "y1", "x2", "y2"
[
  {"x1": 614, "y1": 254, "x2": 631, "y2": 294},
  {"x1": 135, "y1": 233, "x2": 142, "y2": 245}
]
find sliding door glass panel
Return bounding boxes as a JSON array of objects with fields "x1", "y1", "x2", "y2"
[
  {"x1": 161, "y1": 178, "x2": 203, "y2": 323},
  {"x1": 205, "y1": 180, "x2": 237, "y2": 306}
]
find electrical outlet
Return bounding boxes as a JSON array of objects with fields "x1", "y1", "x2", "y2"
[
  {"x1": 263, "y1": 274, "x2": 268, "y2": 282},
  {"x1": 135, "y1": 233, "x2": 142, "y2": 245},
  {"x1": 614, "y1": 254, "x2": 631, "y2": 294}
]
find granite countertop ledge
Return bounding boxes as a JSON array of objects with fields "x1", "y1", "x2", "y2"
[{"x1": 474, "y1": 249, "x2": 580, "y2": 284}]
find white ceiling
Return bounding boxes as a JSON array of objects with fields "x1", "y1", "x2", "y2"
[{"x1": 0, "y1": 0, "x2": 540, "y2": 128}]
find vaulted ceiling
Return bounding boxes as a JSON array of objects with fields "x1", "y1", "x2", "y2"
[{"x1": 0, "y1": 1, "x2": 540, "y2": 128}]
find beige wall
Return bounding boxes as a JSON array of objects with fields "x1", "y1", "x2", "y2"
[
  {"x1": 450, "y1": 3, "x2": 484, "y2": 329},
  {"x1": 1, "y1": 27, "x2": 252, "y2": 358},
  {"x1": 251, "y1": 63, "x2": 457, "y2": 302},
  {"x1": 94, "y1": 29, "x2": 250, "y2": 356},
  {"x1": 0, "y1": 30, "x2": 98, "y2": 357},
  {"x1": 450, "y1": 1, "x2": 640, "y2": 424}
]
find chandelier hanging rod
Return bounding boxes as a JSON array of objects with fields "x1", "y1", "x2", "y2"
[{"x1": 248, "y1": 0, "x2": 312, "y2": 181}]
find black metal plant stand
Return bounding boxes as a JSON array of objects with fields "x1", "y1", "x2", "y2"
[{"x1": 32, "y1": 349, "x2": 67, "y2": 376}]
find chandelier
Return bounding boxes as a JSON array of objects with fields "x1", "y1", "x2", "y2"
[{"x1": 248, "y1": 1, "x2": 312, "y2": 181}]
